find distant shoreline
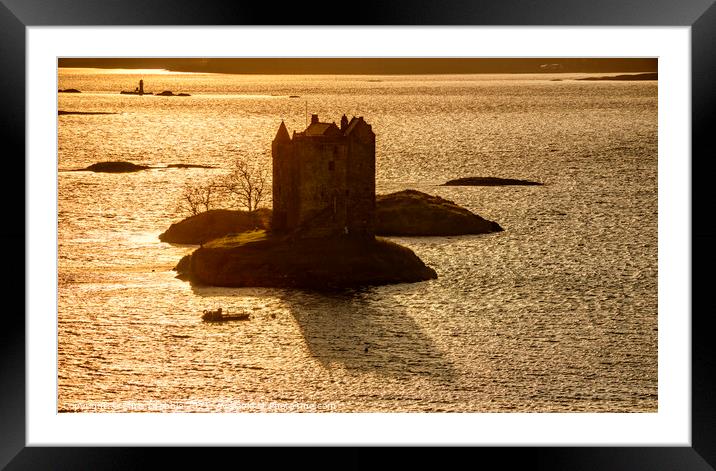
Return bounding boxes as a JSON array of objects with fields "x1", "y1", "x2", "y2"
[
  {"x1": 57, "y1": 66, "x2": 658, "y2": 77},
  {"x1": 58, "y1": 110, "x2": 118, "y2": 116},
  {"x1": 577, "y1": 72, "x2": 658, "y2": 81},
  {"x1": 57, "y1": 58, "x2": 657, "y2": 75}
]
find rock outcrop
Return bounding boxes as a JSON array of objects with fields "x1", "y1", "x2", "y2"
[
  {"x1": 166, "y1": 163, "x2": 215, "y2": 169},
  {"x1": 376, "y1": 190, "x2": 502, "y2": 236},
  {"x1": 78, "y1": 161, "x2": 215, "y2": 173},
  {"x1": 83, "y1": 161, "x2": 150, "y2": 173},
  {"x1": 442, "y1": 177, "x2": 542, "y2": 186},
  {"x1": 156, "y1": 91, "x2": 191, "y2": 96},
  {"x1": 159, "y1": 209, "x2": 271, "y2": 244}
]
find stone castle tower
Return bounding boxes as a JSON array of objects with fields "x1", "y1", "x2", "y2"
[{"x1": 272, "y1": 114, "x2": 376, "y2": 237}]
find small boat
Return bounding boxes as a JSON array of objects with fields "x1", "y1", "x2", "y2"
[{"x1": 202, "y1": 308, "x2": 250, "y2": 322}]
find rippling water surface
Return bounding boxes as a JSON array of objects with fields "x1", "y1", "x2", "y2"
[{"x1": 57, "y1": 69, "x2": 657, "y2": 412}]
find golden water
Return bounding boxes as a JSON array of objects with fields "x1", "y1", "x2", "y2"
[{"x1": 57, "y1": 69, "x2": 657, "y2": 412}]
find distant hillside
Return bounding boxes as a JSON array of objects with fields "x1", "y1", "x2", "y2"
[{"x1": 58, "y1": 58, "x2": 658, "y2": 75}]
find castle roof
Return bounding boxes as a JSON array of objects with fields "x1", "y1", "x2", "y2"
[
  {"x1": 343, "y1": 117, "x2": 363, "y2": 135},
  {"x1": 277, "y1": 115, "x2": 373, "y2": 142},
  {"x1": 343, "y1": 116, "x2": 373, "y2": 138},
  {"x1": 304, "y1": 121, "x2": 341, "y2": 137}
]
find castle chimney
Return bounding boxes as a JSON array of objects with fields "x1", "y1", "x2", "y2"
[
  {"x1": 340, "y1": 114, "x2": 348, "y2": 131},
  {"x1": 311, "y1": 114, "x2": 319, "y2": 124}
]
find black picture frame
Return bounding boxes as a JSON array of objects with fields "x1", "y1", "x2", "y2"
[{"x1": 3, "y1": 0, "x2": 714, "y2": 468}]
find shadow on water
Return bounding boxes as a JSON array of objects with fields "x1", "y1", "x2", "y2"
[
  {"x1": 190, "y1": 283, "x2": 456, "y2": 381},
  {"x1": 283, "y1": 289, "x2": 456, "y2": 381}
]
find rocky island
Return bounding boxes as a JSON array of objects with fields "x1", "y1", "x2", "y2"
[
  {"x1": 175, "y1": 231, "x2": 437, "y2": 289},
  {"x1": 77, "y1": 161, "x2": 217, "y2": 173},
  {"x1": 156, "y1": 90, "x2": 191, "y2": 96},
  {"x1": 82, "y1": 161, "x2": 151, "y2": 173},
  {"x1": 376, "y1": 190, "x2": 502, "y2": 236},
  {"x1": 160, "y1": 208, "x2": 271, "y2": 244},
  {"x1": 169, "y1": 115, "x2": 454, "y2": 289},
  {"x1": 443, "y1": 176, "x2": 543, "y2": 186}
]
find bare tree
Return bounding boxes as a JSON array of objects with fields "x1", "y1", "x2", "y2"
[
  {"x1": 177, "y1": 179, "x2": 220, "y2": 216},
  {"x1": 220, "y1": 158, "x2": 269, "y2": 212}
]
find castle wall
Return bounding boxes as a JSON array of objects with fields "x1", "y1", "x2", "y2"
[
  {"x1": 271, "y1": 138, "x2": 297, "y2": 231},
  {"x1": 346, "y1": 125, "x2": 376, "y2": 236},
  {"x1": 271, "y1": 116, "x2": 376, "y2": 238},
  {"x1": 294, "y1": 137, "x2": 348, "y2": 235}
]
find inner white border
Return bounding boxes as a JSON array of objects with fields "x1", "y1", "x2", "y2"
[{"x1": 27, "y1": 26, "x2": 690, "y2": 446}]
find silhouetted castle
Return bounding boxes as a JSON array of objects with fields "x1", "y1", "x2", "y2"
[{"x1": 272, "y1": 114, "x2": 376, "y2": 237}]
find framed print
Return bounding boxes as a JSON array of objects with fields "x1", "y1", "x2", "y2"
[{"x1": 4, "y1": 0, "x2": 715, "y2": 468}]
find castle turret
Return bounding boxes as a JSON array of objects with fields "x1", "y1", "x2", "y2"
[
  {"x1": 274, "y1": 120, "x2": 290, "y2": 142},
  {"x1": 272, "y1": 120, "x2": 294, "y2": 232}
]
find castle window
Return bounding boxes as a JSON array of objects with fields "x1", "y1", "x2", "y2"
[{"x1": 328, "y1": 160, "x2": 335, "y2": 171}]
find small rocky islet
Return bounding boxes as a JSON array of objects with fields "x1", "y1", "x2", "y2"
[
  {"x1": 82, "y1": 161, "x2": 150, "y2": 173},
  {"x1": 159, "y1": 209, "x2": 272, "y2": 245},
  {"x1": 76, "y1": 161, "x2": 216, "y2": 173},
  {"x1": 119, "y1": 79, "x2": 190, "y2": 96},
  {"x1": 442, "y1": 176, "x2": 543, "y2": 186},
  {"x1": 375, "y1": 190, "x2": 502, "y2": 236}
]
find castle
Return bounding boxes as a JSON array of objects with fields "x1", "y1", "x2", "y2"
[{"x1": 272, "y1": 114, "x2": 376, "y2": 238}]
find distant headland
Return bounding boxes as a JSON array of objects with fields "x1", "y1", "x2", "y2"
[
  {"x1": 58, "y1": 110, "x2": 118, "y2": 116},
  {"x1": 578, "y1": 73, "x2": 657, "y2": 81},
  {"x1": 58, "y1": 58, "x2": 658, "y2": 75}
]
